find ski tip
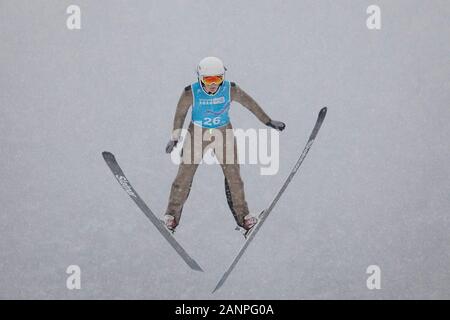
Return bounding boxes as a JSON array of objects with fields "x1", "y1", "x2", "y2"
[
  {"x1": 319, "y1": 106, "x2": 327, "y2": 116},
  {"x1": 102, "y1": 151, "x2": 115, "y2": 161}
]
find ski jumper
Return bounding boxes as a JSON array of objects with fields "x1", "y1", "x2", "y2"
[{"x1": 165, "y1": 81, "x2": 271, "y2": 227}]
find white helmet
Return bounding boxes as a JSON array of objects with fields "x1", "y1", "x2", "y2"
[{"x1": 197, "y1": 56, "x2": 226, "y2": 77}]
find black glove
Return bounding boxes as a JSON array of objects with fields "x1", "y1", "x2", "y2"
[
  {"x1": 266, "y1": 120, "x2": 286, "y2": 131},
  {"x1": 165, "y1": 139, "x2": 178, "y2": 153}
]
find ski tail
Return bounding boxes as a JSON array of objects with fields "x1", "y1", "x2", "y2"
[{"x1": 102, "y1": 151, "x2": 203, "y2": 272}]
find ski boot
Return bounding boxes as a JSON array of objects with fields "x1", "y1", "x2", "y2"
[
  {"x1": 235, "y1": 214, "x2": 257, "y2": 238},
  {"x1": 163, "y1": 214, "x2": 177, "y2": 233},
  {"x1": 243, "y1": 214, "x2": 258, "y2": 230}
]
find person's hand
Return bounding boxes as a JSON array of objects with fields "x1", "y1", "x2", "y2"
[
  {"x1": 165, "y1": 139, "x2": 178, "y2": 153},
  {"x1": 266, "y1": 120, "x2": 286, "y2": 131}
]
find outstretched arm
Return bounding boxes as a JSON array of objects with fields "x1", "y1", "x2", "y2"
[
  {"x1": 166, "y1": 86, "x2": 192, "y2": 153},
  {"x1": 230, "y1": 82, "x2": 285, "y2": 131}
]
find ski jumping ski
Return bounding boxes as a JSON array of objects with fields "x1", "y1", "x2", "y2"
[
  {"x1": 102, "y1": 151, "x2": 203, "y2": 272},
  {"x1": 213, "y1": 107, "x2": 327, "y2": 293}
]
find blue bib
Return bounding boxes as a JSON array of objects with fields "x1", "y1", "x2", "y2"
[{"x1": 191, "y1": 80, "x2": 231, "y2": 128}]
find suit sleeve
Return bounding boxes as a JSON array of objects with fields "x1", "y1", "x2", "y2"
[
  {"x1": 171, "y1": 86, "x2": 193, "y2": 140},
  {"x1": 230, "y1": 83, "x2": 271, "y2": 125}
]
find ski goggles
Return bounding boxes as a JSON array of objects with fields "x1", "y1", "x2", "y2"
[{"x1": 200, "y1": 75, "x2": 224, "y2": 85}]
